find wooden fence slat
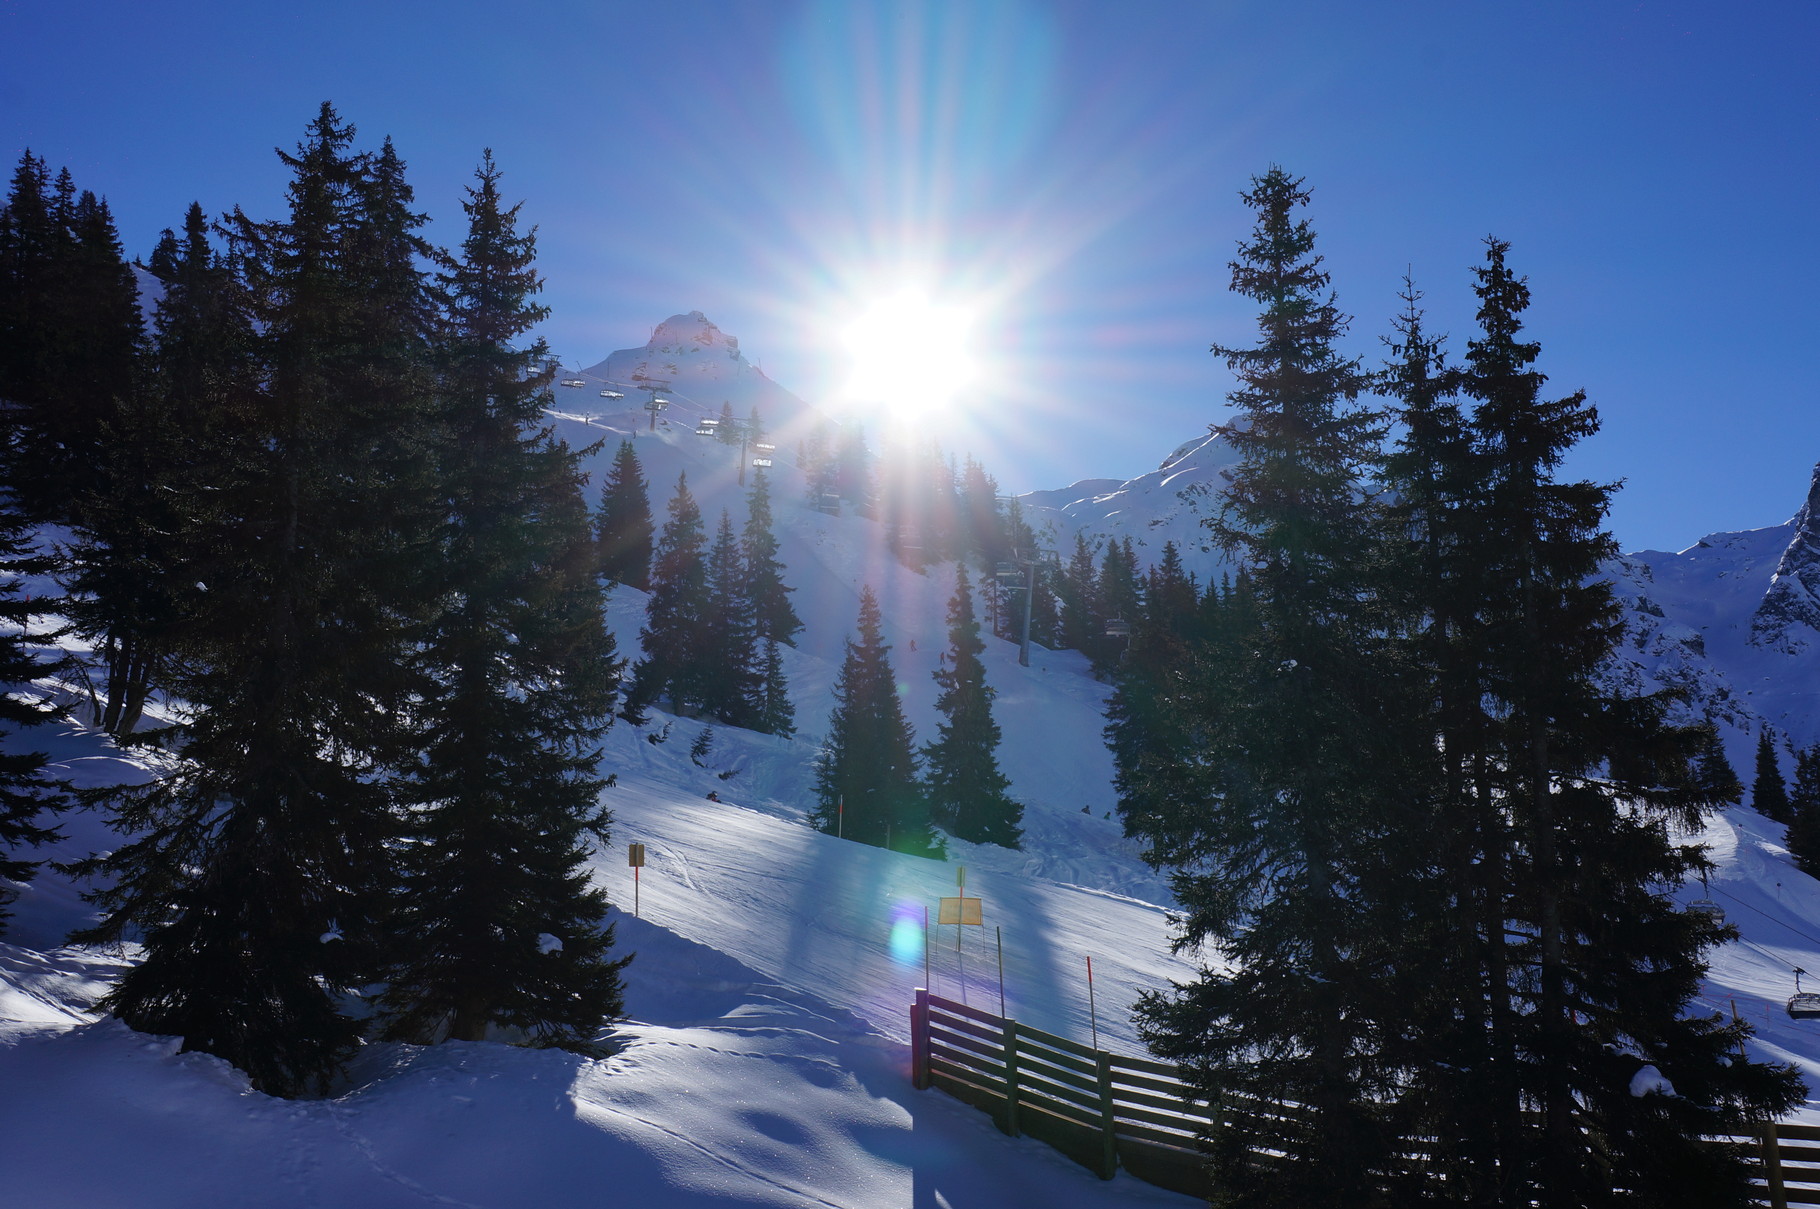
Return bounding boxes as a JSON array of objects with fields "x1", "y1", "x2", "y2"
[
  {"x1": 1013, "y1": 1066, "x2": 1106, "y2": 1115},
  {"x1": 1114, "y1": 1117, "x2": 1203, "y2": 1148},
  {"x1": 1010, "y1": 1021, "x2": 1103, "y2": 1062},
  {"x1": 926, "y1": 993, "x2": 1004, "y2": 1027},
  {"x1": 1107, "y1": 1052, "x2": 1186, "y2": 1079},
  {"x1": 929, "y1": 1021, "x2": 1005, "y2": 1064},
  {"x1": 1107, "y1": 1066, "x2": 1193, "y2": 1098},
  {"x1": 928, "y1": 1010, "x2": 1008, "y2": 1048},
  {"x1": 1116, "y1": 1099, "x2": 1211, "y2": 1133},
  {"x1": 1113, "y1": 1083, "x2": 1208, "y2": 1118},
  {"x1": 1012, "y1": 1039, "x2": 1100, "y2": 1080},
  {"x1": 1013, "y1": 1048, "x2": 1102, "y2": 1095},
  {"x1": 929, "y1": 1042, "x2": 1004, "y2": 1084},
  {"x1": 1010, "y1": 1083, "x2": 1103, "y2": 1130}
]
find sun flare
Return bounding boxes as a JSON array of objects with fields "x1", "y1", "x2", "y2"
[{"x1": 840, "y1": 291, "x2": 980, "y2": 420}]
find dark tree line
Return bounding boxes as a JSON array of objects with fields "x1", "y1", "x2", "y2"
[
  {"x1": 1111, "y1": 168, "x2": 1800, "y2": 1207},
  {"x1": 1, "y1": 109, "x2": 630, "y2": 1096},
  {"x1": 810, "y1": 570, "x2": 1022, "y2": 854},
  {"x1": 624, "y1": 465, "x2": 799, "y2": 736}
]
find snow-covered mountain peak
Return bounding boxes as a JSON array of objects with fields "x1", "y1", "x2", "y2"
[
  {"x1": 577, "y1": 312, "x2": 816, "y2": 432},
  {"x1": 1750, "y1": 460, "x2": 1820, "y2": 656}
]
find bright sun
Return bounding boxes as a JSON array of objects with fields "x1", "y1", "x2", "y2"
[{"x1": 840, "y1": 291, "x2": 980, "y2": 419}]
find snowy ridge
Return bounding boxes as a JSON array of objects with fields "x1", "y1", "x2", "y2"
[{"x1": 1751, "y1": 461, "x2": 1820, "y2": 659}]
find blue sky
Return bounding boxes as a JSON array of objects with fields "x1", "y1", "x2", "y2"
[{"x1": 5, "y1": 0, "x2": 1815, "y2": 552}]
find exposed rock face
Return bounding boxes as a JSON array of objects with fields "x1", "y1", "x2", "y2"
[
  {"x1": 1750, "y1": 461, "x2": 1820, "y2": 656},
  {"x1": 580, "y1": 311, "x2": 814, "y2": 430}
]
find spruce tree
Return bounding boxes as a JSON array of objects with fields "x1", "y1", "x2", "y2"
[
  {"x1": 741, "y1": 467, "x2": 802, "y2": 645},
  {"x1": 812, "y1": 587, "x2": 936, "y2": 854},
  {"x1": 73, "y1": 105, "x2": 439, "y2": 1097},
  {"x1": 1056, "y1": 532, "x2": 1098, "y2": 653},
  {"x1": 596, "y1": 440, "x2": 654, "y2": 590},
  {"x1": 754, "y1": 638, "x2": 796, "y2": 738},
  {"x1": 924, "y1": 565, "x2": 1020, "y2": 847},
  {"x1": 1392, "y1": 236, "x2": 1802, "y2": 1206},
  {"x1": 1129, "y1": 168, "x2": 1418, "y2": 1209},
  {"x1": 378, "y1": 151, "x2": 629, "y2": 1050},
  {"x1": 1753, "y1": 730, "x2": 1791, "y2": 823},
  {"x1": 0, "y1": 507, "x2": 67, "y2": 936},
  {"x1": 1106, "y1": 542, "x2": 1207, "y2": 850},
  {"x1": 1693, "y1": 728, "x2": 1745, "y2": 808},
  {"x1": 638, "y1": 473, "x2": 709, "y2": 712},
  {"x1": 699, "y1": 509, "x2": 759, "y2": 726},
  {"x1": 1786, "y1": 744, "x2": 1820, "y2": 878},
  {"x1": 60, "y1": 200, "x2": 244, "y2": 738}
]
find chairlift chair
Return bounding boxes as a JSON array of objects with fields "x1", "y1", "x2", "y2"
[
  {"x1": 1105, "y1": 618, "x2": 1132, "y2": 639},
  {"x1": 695, "y1": 424, "x2": 719, "y2": 436},
  {"x1": 560, "y1": 378, "x2": 587, "y2": 388},
  {"x1": 754, "y1": 442, "x2": 776, "y2": 454},
  {"x1": 600, "y1": 390, "x2": 624, "y2": 399},
  {"x1": 1789, "y1": 968, "x2": 1820, "y2": 1019},
  {"x1": 1688, "y1": 875, "x2": 1724, "y2": 922},
  {"x1": 751, "y1": 458, "x2": 773, "y2": 468}
]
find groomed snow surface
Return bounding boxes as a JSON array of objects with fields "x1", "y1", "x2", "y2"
[{"x1": 6, "y1": 388, "x2": 1820, "y2": 1207}]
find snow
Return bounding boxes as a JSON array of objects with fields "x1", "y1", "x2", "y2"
[{"x1": 6, "y1": 318, "x2": 1820, "y2": 1204}]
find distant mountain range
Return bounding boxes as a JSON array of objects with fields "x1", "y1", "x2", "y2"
[
  {"x1": 1020, "y1": 427, "x2": 1820, "y2": 768},
  {"x1": 577, "y1": 313, "x2": 1820, "y2": 773}
]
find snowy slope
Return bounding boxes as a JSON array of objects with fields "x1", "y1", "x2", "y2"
[{"x1": 7, "y1": 315, "x2": 1820, "y2": 1206}]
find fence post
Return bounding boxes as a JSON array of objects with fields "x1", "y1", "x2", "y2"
[
  {"x1": 912, "y1": 988, "x2": 931, "y2": 1090},
  {"x1": 1761, "y1": 1119, "x2": 1787, "y2": 1209},
  {"x1": 1000, "y1": 1018, "x2": 1022, "y2": 1137},
  {"x1": 1094, "y1": 1051, "x2": 1119, "y2": 1180}
]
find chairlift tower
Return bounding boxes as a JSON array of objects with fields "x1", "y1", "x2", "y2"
[
  {"x1": 693, "y1": 410, "x2": 773, "y2": 487},
  {"x1": 994, "y1": 548, "x2": 1058, "y2": 668},
  {"x1": 634, "y1": 380, "x2": 672, "y2": 432}
]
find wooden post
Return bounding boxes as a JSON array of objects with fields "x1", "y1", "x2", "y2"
[
  {"x1": 1094, "y1": 1050, "x2": 1119, "y2": 1180},
  {"x1": 911, "y1": 988, "x2": 931, "y2": 1090},
  {"x1": 1761, "y1": 1119, "x2": 1787, "y2": 1209},
  {"x1": 1000, "y1": 1018, "x2": 1022, "y2": 1137}
]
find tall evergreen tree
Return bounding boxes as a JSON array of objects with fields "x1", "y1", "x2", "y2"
[
  {"x1": 1387, "y1": 236, "x2": 1802, "y2": 1206},
  {"x1": 72, "y1": 105, "x2": 439, "y2": 1096},
  {"x1": 0, "y1": 507, "x2": 67, "y2": 937},
  {"x1": 596, "y1": 439, "x2": 653, "y2": 590},
  {"x1": 1753, "y1": 729, "x2": 1791, "y2": 823},
  {"x1": 60, "y1": 200, "x2": 245, "y2": 737},
  {"x1": 1130, "y1": 168, "x2": 1418, "y2": 1209},
  {"x1": 812, "y1": 587, "x2": 936, "y2": 854},
  {"x1": 1692, "y1": 728, "x2": 1745, "y2": 809},
  {"x1": 1056, "y1": 532, "x2": 1098, "y2": 653},
  {"x1": 741, "y1": 467, "x2": 801, "y2": 645},
  {"x1": 754, "y1": 638, "x2": 796, "y2": 739},
  {"x1": 699, "y1": 509, "x2": 759, "y2": 726},
  {"x1": 379, "y1": 150, "x2": 629, "y2": 1050},
  {"x1": 1786, "y1": 744, "x2": 1820, "y2": 878},
  {"x1": 924, "y1": 565, "x2": 1020, "y2": 848},
  {"x1": 637, "y1": 473, "x2": 709, "y2": 712}
]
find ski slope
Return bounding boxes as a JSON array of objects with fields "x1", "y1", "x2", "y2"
[{"x1": 5, "y1": 362, "x2": 1820, "y2": 1206}]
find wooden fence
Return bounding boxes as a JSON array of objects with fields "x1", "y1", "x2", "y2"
[{"x1": 908, "y1": 988, "x2": 1820, "y2": 1206}]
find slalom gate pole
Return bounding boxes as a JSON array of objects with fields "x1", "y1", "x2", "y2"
[
  {"x1": 924, "y1": 905, "x2": 931, "y2": 994},
  {"x1": 997, "y1": 925, "x2": 1006, "y2": 1018},
  {"x1": 634, "y1": 866, "x2": 640, "y2": 919},
  {"x1": 1087, "y1": 956, "x2": 1099, "y2": 1052},
  {"x1": 838, "y1": 795, "x2": 843, "y2": 840}
]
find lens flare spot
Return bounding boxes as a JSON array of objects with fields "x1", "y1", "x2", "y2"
[{"x1": 889, "y1": 903, "x2": 925, "y2": 966}]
